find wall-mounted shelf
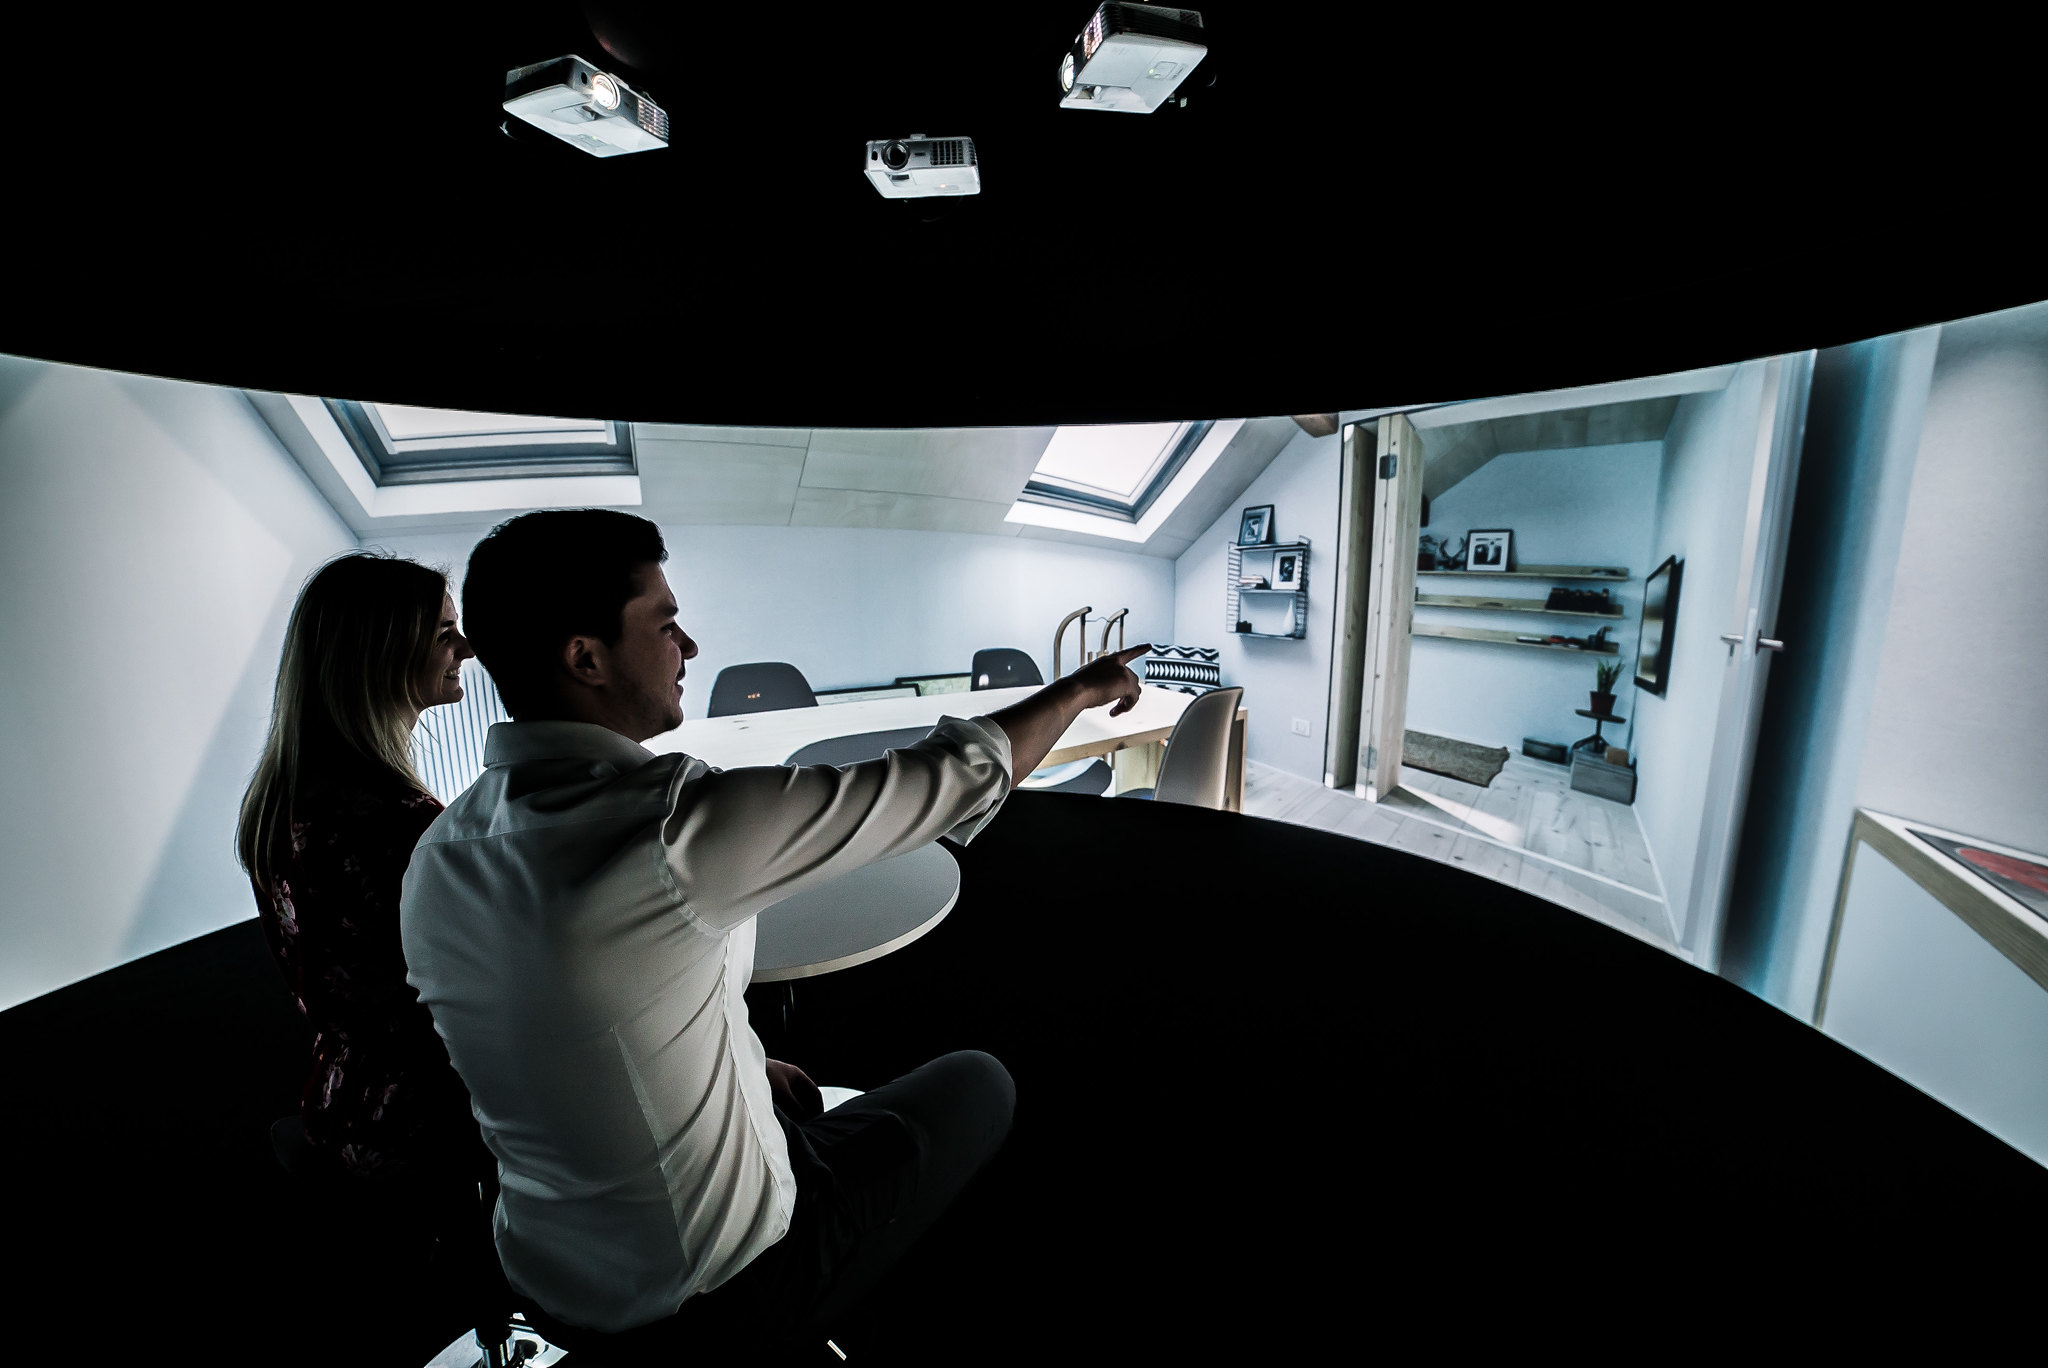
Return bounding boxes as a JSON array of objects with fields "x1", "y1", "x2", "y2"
[
  {"x1": 1227, "y1": 538, "x2": 1310, "y2": 640},
  {"x1": 1417, "y1": 563, "x2": 1629, "y2": 582},
  {"x1": 1412, "y1": 623, "x2": 1620, "y2": 655},
  {"x1": 1416, "y1": 593, "x2": 1623, "y2": 620}
]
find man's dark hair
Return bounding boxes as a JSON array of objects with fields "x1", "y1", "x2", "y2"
[{"x1": 463, "y1": 509, "x2": 668, "y2": 718}]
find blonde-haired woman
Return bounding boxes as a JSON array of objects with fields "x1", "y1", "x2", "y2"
[{"x1": 239, "y1": 551, "x2": 483, "y2": 1180}]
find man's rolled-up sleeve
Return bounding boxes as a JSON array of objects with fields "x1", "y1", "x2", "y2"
[{"x1": 661, "y1": 715, "x2": 1013, "y2": 931}]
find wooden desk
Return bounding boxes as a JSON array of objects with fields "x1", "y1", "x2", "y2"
[{"x1": 646, "y1": 684, "x2": 1250, "y2": 810}]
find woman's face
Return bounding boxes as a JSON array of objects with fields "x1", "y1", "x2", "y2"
[{"x1": 419, "y1": 591, "x2": 474, "y2": 709}]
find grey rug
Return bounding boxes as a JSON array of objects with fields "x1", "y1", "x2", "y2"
[{"x1": 1403, "y1": 731, "x2": 1510, "y2": 787}]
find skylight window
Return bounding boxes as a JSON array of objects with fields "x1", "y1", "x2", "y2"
[
  {"x1": 323, "y1": 399, "x2": 635, "y2": 486},
  {"x1": 1020, "y1": 419, "x2": 1213, "y2": 521}
]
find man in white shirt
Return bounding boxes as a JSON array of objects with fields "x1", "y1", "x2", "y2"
[{"x1": 399, "y1": 509, "x2": 1146, "y2": 1358}]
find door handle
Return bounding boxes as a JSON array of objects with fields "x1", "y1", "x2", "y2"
[{"x1": 1721, "y1": 631, "x2": 1787, "y2": 654}]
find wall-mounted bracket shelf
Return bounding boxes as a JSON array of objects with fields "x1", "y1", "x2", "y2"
[
  {"x1": 1226, "y1": 538, "x2": 1309, "y2": 640},
  {"x1": 1417, "y1": 563, "x2": 1629, "y2": 582},
  {"x1": 1416, "y1": 592, "x2": 1623, "y2": 619},
  {"x1": 1413, "y1": 622, "x2": 1620, "y2": 655}
]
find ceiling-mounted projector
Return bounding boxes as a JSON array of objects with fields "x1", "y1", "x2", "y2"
[
  {"x1": 503, "y1": 55, "x2": 669, "y2": 158},
  {"x1": 1058, "y1": 3, "x2": 1206, "y2": 112},
  {"x1": 865, "y1": 136, "x2": 981, "y2": 198}
]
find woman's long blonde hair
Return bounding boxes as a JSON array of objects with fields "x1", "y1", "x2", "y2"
[{"x1": 238, "y1": 552, "x2": 448, "y2": 894}]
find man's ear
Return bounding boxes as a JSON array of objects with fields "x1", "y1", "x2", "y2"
[{"x1": 561, "y1": 634, "x2": 607, "y2": 690}]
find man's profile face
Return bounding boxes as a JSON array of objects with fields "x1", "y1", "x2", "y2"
[{"x1": 613, "y1": 563, "x2": 697, "y2": 740}]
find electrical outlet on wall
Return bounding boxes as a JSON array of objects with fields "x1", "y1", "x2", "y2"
[{"x1": 1291, "y1": 718, "x2": 1310, "y2": 736}]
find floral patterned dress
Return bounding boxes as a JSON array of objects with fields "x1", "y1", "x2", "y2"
[{"x1": 255, "y1": 776, "x2": 477, "y2": 1178}]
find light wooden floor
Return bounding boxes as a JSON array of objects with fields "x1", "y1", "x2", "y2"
[{"x1": 1241, "y1": 757, "x2": 1684, "y2": 956}]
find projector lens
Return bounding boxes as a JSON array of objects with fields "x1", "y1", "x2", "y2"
[
  {"x1": 590, "y1": 73, "x2": 621, "y2": 111},
  {"x1": 882, "y1": 141, "x2": 910, "y2": 171},
  {"x1": 1059, "y1": 52, "x2": 1076, "y2": 91}
]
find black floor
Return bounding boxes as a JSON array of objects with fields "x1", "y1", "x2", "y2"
[{"x1": 6, "y1": 791, "x2": 2044, "y2": 1362}]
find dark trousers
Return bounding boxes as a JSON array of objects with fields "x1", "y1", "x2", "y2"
[{"x1": 529, "y1": 1050, "x2": 1015, "y2": 1363}]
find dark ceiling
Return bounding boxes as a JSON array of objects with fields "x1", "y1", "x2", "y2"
[{"x1": 7, "y1": 5, "x2": 2039, "y2": 426}]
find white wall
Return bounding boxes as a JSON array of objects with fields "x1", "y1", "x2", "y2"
[
  {"x1": 1406, "y1": 442, "x2": 1661, "y2": 754},
  {"x1": 1171, "y1": 426, "x2": 1339, "y2": 783},
  {"x1": 371, "y1": 523, "x2": 1176, "y2": 717},
  {"x1": 0, "y1": 354, "x2": 357, "y2": 1011},
  {"x1": 1857, "y1": 304, "x2": 2048, "y2": 852},
  {"x1": 1628, "y1": 362, "x2": 1768, "y2": 941}
]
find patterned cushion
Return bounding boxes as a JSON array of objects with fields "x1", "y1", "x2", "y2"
[{"x1": 1141, "y1": 646, "x2": 1222, "y2": 696}]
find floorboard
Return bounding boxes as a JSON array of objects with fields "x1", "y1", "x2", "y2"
[{"x1": 1242, "y1": 758, "x2": 1679, "y2": 955}]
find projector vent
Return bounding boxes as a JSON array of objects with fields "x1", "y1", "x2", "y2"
[
  {"x1": 1106, "y1": 2, "x2": 1205, "y2": 42},
  {"x1": 930, "y1": 139, "x2": 969, "y2": 167},
  {"x1": 636, "y1": 100, "x2": 669, "y2": 140}
]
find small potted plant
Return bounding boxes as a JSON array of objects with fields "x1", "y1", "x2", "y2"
[{"x1": 1592, "y1": 658, "x2": 1626, "y2": 715}]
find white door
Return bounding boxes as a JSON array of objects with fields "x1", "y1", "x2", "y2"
[{"x1": 1681, "y1": 351, "x2": 1817, "y2": 972}]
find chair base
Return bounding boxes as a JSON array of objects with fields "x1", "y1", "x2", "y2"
[
  {"x1": 423, "y1": 1318, "x2": 563, "y2": 1368},
  {"x1": 1018, "y1": 759, "x2": 1114, "y2": 796}
]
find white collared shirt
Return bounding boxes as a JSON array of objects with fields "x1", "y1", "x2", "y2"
[{"x1": 399, "y1": 715, "x2": 1013, "y2": 1333}]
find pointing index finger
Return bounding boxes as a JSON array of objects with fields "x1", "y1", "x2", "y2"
[{"x1": 1114, "y1": 644, "x2": 1153, "y2": 664}]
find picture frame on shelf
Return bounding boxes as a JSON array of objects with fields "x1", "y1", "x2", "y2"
[
  {"x1": 1467, "y1": 528, "x2": 1512, "y2": 572},
  {"x1": 1237, "y1": 505, "x2": 1275, "y2": 547},
  {"x1": 1274, "y1": 551, "x2": 1302, "y2": 591},
  {"x1": 1633, "y1": 555, "x2": 1683, "y2": 695}
]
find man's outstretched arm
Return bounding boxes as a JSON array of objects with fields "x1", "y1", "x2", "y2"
[{"x1": 984, "y1": 645, "x2": 1149, "y2": 778}]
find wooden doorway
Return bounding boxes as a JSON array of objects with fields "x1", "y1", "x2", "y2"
[{"x1": 1357, "y1": 413, "x2": 1426, "y2": 801}]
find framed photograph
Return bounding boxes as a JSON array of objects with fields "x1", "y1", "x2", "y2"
[
  {"x1": 1237, "y1": 505, "x2": 1275, "y2": 547},
  {"x1": 892, "y1": 673, "x2": 972, "y2": 697},
  {"x1": 1466, "y1": 528, "x2": 1512, "y2": 572},
  {"x1": 1274, "y1": 551, "x2": 1303, "y2": 591},
  {"x1": 1633, "y1": 555, "x2": 1683, "y2": 695}
]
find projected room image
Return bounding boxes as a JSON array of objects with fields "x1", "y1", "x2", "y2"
[{"x1": 7, "y1": 300, "x2": 2048, "y2": 1361}]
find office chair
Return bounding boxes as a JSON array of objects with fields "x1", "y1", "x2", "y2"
[
  {"x1": 1017, "y1": 757, "x2": 1115, "y2": 795},
  {"x1": 785, "y1": 727, "x2": 936, "y2": 767},
  {"x1": 969, "y1": 648, "x2": 1042, "y2": 690},
  {"x1": 1116, "y1": 687, "x2": 1242, "y2": 809},
  {"x1": 784, "y1": 716, "x2": 1110, "y2": 796},
  {"x1": 708, "y1": 662, "x2": 819, "y2": 717},
  {"x1": 967, "y1": 647, "x2": 1112, "y2": 794}
]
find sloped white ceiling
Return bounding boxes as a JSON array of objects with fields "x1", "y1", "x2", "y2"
[
  {"x1": 624, "y1": 417, "x2": 1300, "y2": 557},
  {"x1": 258, "y1": 393, "x2": 1301, "y2": 554},
  {"x1": 1418, "y1": 396, "x2": 1682, "y2": 503},
  {"x1": 1407, "y1": 362, "x2": 1740, "y2": 502}
]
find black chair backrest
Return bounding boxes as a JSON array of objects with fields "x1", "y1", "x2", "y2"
[
  {"x1": 708, "y1": 662, "x2": 819, "y2": 717},
  {"x1": 971, "y1": 648, "x2": 1043, "y2": 691},
  {"x1": 784, "y1": 727, "x2": 936, "y2": 767}
]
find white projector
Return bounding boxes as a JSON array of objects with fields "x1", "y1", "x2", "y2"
[
  {"x1": 1058, "y1": 3, "x2": 1207, "y2": 113},
  {"x1": 865, "y1": 136, "x2": 981, "y2": 198},
  {"x1": 503, "y1": 55, "x2": 670, "y2": 158}
]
